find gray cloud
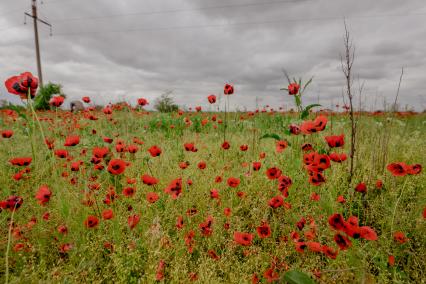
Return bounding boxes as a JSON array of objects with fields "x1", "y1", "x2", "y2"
[{"x1": 0, "y1": 0, "x2": 425, "y2": 111}]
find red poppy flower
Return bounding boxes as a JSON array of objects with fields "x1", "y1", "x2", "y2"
[
  {"x1": 289, "y1": 124, "x2": 301, "y2": 135},
  {"x1": 103, "y1": 136, "x2": 113, "y2": 143},
  {"x1": 233, "y1": 231, "x2": 253, "y2": 246},
  {"x1": 49, "y1": 96, "x2": 64, "y2": 107},
  {"x1": 407, "y1": 164, "x2": 422, "y2": 175},
  {"x1": 5, "y1": 72, "x2": 38, "y2": 99},
  {"x1": 199, "y1": 215, "x2": 214, "y2": 237},
  {"x1": 54, "y1": 149, "x2": 69, "y2": 159},
  {"x1": 102, "y1": 209, "x2": 114, "y2": 220},
  {"x1": 263, "y1": 268, "x2": 279, "y2": 282},
  {"x1": 334, "y1": 233, "x2": 352, "y2": 250},
  {"x1": 256, "y1": 222, "x2": 271, "y2": 238},
  {"x1": 207, "y1": 94, "x2": 216, "y2": 104},
  {"x1": 107, "y1": 159, "x2": 126, "y2": 175},
  {"x1": 102, "y1": 106, "x2": 113, "y2": 115},
  {"x1": 9, "y1": 157, "x2": 32, "y2": 166},
  {"x1": 59, "y1": 243, "x2": 73, "y2": 254},
  {"x1": 310, "y1": 192, "x2": 320, "y2": 201},
  {"x1": 164, "y1": 178, "x2": 182, "y2": 199},
  {"x1": 325, "y1": 134, "x2": 344, "y2": 148},
  {"x1": 308, "y1": 171, "x2": 326, "y2": 186},
  {"x1": 388, "y1": 255, "x2": 395, "y2": 266},
  {"x1": 210, "y1": 189, "x2": 220, "y2": 199},
  {"x1": 360, "y1": 226, "x2": 377, "y2": 241},
  {"x1": 329, "y1": 152, "x2": 347, "y2": 162},
  {"x1": 288, "y1": 82, "x2": 300, "y2": 95},
  {"x1": 224, "y1": 84, "x2": 234, "y2": 95},
  {"x1": 393, "y1": 231, "x2": 409, "y2": 244},
  {"x1": 185, "y1": 230, "x2": 196, "y2": 253},
  {"x1": 252, "y1": 161, "x2": 261, "y2": 171},
  {"x1": 84, "y1": 215, "x2": 99, "y2": 228},
  {"x1": 322, "y1": 245, "x2": 338, "y2": 259},
  {"x1": 221, "y1": 141, "x2": 230, "y2": 150},
  {"x1": 227, "y1": 177, "x2": 240, "y2": 188},
  {"x1": 266, "y1": 167, "x2": 282, "y2": 180},
  {"x1": 82, "y1": 96, "x2": 91, "y2": 103},
  {"x1": 376, "y1": 179, "x2": 383, "y2": 189},
  {"x1": 184, "y1": 142, "x2": 198, "y2": 152},
  {"x1": 328, "y1": 213, "x2": 347, "y2": 231},
  {"x1": 278, "y1": 175, "x2": 292, "y2": 193},
  {"x1": 307, "y1": 153, "x2": 330, "y2": 172},
  {"x1": 0, "y1": 195, "x2": 23, "y2": 211},
  {"x1": 197, "y1": 161, "x2": 206, "y2": 170},
  {"x1": 64, "y1": 135, "x2": 80, "y2": 147},
  {"x1": 1, "y1": 130, "x2": 14, "y2": 138},
  {"x1": 300, "y1": 121, "x2": 317, "y2": 135},
  {"x1": 92, "y1": 147, "x2": 109, "y2": 159},
  {"x1": 148, "y1": 145, "x2": 162, "y2": 157},
  {"x1": 127, "y1": 144, "x2": 139, "y2": 153},
  {"x1": 337, "y1": 195, "x2": 346, "y2": 203},
  {"x1": 137, "y1": 98, "x2": 149, "y2": 106},
  {"x1": 386, "y1": 162, "x2": 409, "y2": 176},
  {"x1": 146, "y1": 192, "x2": 159, "y2": 203},
  {"x1": 240, "y1": 144, "x2": 248, "y2": 151},
  {"x1": 355, "y1": 182, "x2": 367, "y2": 194},
  {"x1": 35, "y1": 185, "x2": 52, "y2": 205},
  {"x1": 306, "y1": 241, "x2": 322, "y2": 253},
  {"x1": 208, "y1": 249, "x2": 220, "y2": 260},
  {"x1": 155, "y1": 259, "x2": 166, "y2": 281},
  {"x1": 301, "y1": 143, "x2": 313, "y2": 151},
  {"x1": 314, "y1": 115, "x2": 328, "y2": 132},
  {"x1": 268, "y1": 195, "x2": 284, "y2": 209},
  {"x1": 179, "y1": 161, "x2": 190, "y2": 169},
  {"x1": 122, "y1": 187, "x2": 136, "y2": 197},
  {"x1": 128, "y1": 214, "x2": 140, "y2": 230},
  {"x1": 57, "y1": 225, "x2": 68, "y2": 235},
  {"x1": 139, "y1": 175, "x2": 157, "y2": 186},
  {"x1": 295, "y1": 241, "x2": 306, "y2": 253},
  {"x1": 275, "y1": 140, "x2": 288, "y2": 153},
  {"x1": 176, "y1": 216, "x2": 184, "y2": 229}
]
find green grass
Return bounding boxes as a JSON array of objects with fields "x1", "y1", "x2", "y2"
[{"x1": 0, "y1": 109, "x2": 425, "y2": 283}]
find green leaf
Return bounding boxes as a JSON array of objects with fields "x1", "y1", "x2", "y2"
[
  {"x1": 300, "y1": 104, "x2": 321, "y2": 120},
  {"x1": 283, "y1": 129, "x2": 291, "y2": 135},
  {"x1": 283, "y1": 270, "x2": 316, "y2": 284},
  {"x1": 303, "y1": 77, "x2": 314, "y2": 93},
  {"x1": 260, "y1": 133, "x2": 282, "y2": 141}
]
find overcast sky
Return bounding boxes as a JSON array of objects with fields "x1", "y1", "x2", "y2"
[{"x1": 0, "y1": 0, "x2": 425, "y2": 111}]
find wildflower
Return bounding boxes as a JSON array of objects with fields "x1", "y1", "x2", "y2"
[
  {"x1": 107, "y1": 159, "x2": 126, "y2": 175},
  {"x1": 234, "y1": 232, "x2": 253, "y2": 246}
]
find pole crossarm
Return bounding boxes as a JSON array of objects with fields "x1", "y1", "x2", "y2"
[{"x1": 25, "y1": 12, "x2": 52, "y2": 28}]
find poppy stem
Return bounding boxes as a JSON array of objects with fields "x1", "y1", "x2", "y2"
[
  {"x1": 5, "y1": 203, "x2": 18, "y2": 284},
  {"x1": 390, "y1": 178, "x2": 408, "y2": 235},
  {"x1": 93, "y1": 192, "x2": 102, "y2": 219}
]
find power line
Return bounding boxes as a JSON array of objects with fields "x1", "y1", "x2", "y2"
[
  {"x1": 48, "y1": 0, "x2": 311, "y2": 23},
  {"x1": 50, "y1": 12, "x2": 426, "y2": 37}
]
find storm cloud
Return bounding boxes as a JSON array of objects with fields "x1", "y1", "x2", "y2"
[{"x1": 0, "y1": 0, "x2": 425, "y2": 111}]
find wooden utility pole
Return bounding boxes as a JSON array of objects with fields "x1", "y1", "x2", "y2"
[{"x1": 25, "y1": 0, "x2": 51, "y2": 87}]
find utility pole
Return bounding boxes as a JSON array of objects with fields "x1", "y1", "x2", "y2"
[{"x1": 25, "y1": 0, "x2": 52, "y2": 87}]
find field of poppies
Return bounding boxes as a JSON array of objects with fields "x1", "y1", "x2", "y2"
[{"x1": 1, "y1": 72, "x2": 425, "y2": 283}]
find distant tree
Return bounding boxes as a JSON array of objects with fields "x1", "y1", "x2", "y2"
[
  {"x1": 33, "y1": 83, "x2": 66, "y2": 110},
  {"x1": 154, "y1": 90, "x2": 178, "y2": 113}
]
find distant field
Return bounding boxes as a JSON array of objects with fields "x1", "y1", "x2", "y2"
[{"x1": 1, "y1": 108, "x2": 425, "y2": 283}]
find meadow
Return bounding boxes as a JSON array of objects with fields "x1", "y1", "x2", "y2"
[{"x1": 0, "y1": 83, "x2": 425, "y2": 283}]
